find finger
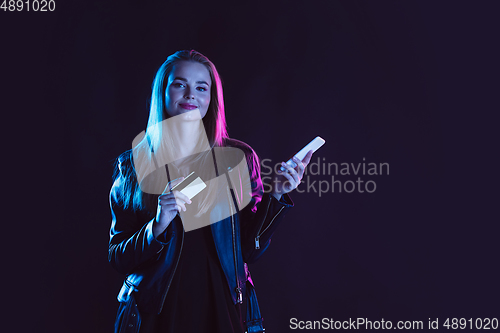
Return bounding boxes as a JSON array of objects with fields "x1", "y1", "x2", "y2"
[
  {"x1": 302, "y1": 150, "x2": 313, "y2": 167},
  {"x1": 158, "y1": 202, "x2": 178, "y2": 210},
  {"x1": 158, "y1": 194, "x2": 178, "y2": 209},
  {"x1": 160, "y1": 194, "x2": 189, "y2": 211},
  {"x1": 175, "y1": 198, "x2": 187, "y2": 212},
  {"x1": 162, "y1": 177, "x2": 185, "y2": 194},
  {"x1": 158, "y1": 200, "x2": 182, "y2": 213},
  {"x1": 281, "y1": 162, "x2": 300, "y2": 183},
  {"x1": 158, "y1": 193, "x2": 177, "y2": 204},
  {"x1": 172, "y1": 190, "x2": 192, "y2": 204},
  {"x1": 159, "y1": 191, "x2": 176, "y2": 200},
  {"x1": 281, "y1": 162, "x2": 299, "y2": 181},
  {"x1": 293, "y1": 156, "x2": 305, "y2": 177},
  {"x1": 158, "y1": 193, "x2": 181, "y2": 207},
  {"x1": 281, "y1": 161, "x2": 295, "y2": 173},
  {"x1": 281, "y1": 170, "x2": 297, "y2": 188}
]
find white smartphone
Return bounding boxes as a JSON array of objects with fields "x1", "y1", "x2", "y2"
[
  {"x1": 168, "y1": 171, "x2": 207, "y2": 200},
  {"x1": 280, "y1": 136, "x2": 325, "y2": 171}
]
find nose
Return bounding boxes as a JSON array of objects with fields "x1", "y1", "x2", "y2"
[{"x1": 184, "y1": 87, "x2": 195, "y2": 99}]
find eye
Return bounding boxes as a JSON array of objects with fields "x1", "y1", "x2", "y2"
[
  {"x1": 172, "y1": 82, "x2": 185, "y2": 88},
  {"x1": 197, "y1": 86, "x2": 208, "y2": 92}
]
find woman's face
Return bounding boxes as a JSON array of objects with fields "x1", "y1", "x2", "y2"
[{"x1": 164, "y1": 60, "x2": 212, "y2": 120}]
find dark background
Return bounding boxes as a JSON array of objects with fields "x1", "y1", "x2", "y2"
[{"x1": 2, "y1": 0, "x2": 499, "y2": 332}]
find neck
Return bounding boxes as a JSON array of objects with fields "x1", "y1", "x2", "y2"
[{"x1": 170, "y1": 119, "x2": 210, "y2": 159}]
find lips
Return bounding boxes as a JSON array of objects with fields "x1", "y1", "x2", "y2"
[{"x1": 179, "y1": 103, "x2": 198, "y2": 110}]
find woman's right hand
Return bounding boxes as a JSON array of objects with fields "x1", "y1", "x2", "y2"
[{"x1": 153, "y1": 177, "x2": 192, "y2": 238}]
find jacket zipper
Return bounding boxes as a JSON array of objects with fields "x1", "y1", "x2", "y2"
[
  {"x1": 224, "y1": 164, "x2": 242, "y2": 304},
  {"x1": 227, "y1": 186, "x2": 243, "y2": 304},
  {"x1": 158, "y1": 218, "x2": 184, "y2": 314},
  {"x1": 157, "y1": 165, "x2": 184, "y2": 314},
  {"x1": 255, "y1": 202, "x2": 285, "y2": 250},
  {"x1": 254, "y1": 198, "x2": 271, "y2": 250},
  {"x1": 255, "y1": 196, "x2": 285, "y2": 249}
]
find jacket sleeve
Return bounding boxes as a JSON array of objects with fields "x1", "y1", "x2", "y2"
[
  {"x1": 238, "y1": 145, "x2": 294, "y2": 264},
  {"x1": 108, "y1": 158, "x2": 174, "y2": 276}
]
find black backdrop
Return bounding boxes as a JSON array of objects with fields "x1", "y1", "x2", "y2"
[{"x1": 3, "y1": 1, "x2": 499, "y2": 332}]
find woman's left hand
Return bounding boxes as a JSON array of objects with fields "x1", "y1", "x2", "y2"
[{"x1": 271, "y1": 150, "x2": 313, "y2": 200}]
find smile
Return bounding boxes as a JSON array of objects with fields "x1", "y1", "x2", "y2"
[{"x1": 179, "y1": 103, "x2": 199, "y2": 110}]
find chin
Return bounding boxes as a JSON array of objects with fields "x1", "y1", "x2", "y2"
[{"x1": 178, "y1": 109, "x2": 202, "y2": 121}]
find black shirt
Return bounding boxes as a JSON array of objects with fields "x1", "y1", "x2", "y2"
[{"x1": 139, "y1": 224, "x2": 245, "y2": 333}]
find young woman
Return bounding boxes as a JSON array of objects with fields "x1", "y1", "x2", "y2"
[{"x1": 109, "y1": 50, "x2": 313, "y2": 333}]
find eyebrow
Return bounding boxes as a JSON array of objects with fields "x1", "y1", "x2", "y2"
[{"x1": 173, "y1": 77, "x2": 210, "y2": 86}]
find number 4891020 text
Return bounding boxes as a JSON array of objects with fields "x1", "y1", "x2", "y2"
[{"x1": 1, "y1": 0, "x2": 55, "y2": 12}]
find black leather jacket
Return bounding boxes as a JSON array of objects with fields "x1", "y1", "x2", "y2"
[{"x1": 109, "y1": 138, "x2": 293, "y2": 329}]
